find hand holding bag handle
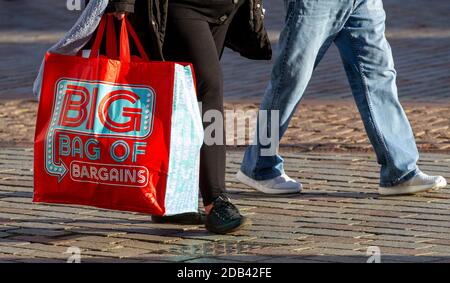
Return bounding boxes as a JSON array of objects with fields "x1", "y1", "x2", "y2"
[{"x1": 90, "y1": 14, "x2": 150, "y2": 62}]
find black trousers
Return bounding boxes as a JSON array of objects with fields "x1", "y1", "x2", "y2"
[{"x1": 163, "y1": 8, "x2": 236, "y2": 206}]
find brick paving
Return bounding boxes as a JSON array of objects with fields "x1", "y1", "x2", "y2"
[
  {"x1": 0, "y1": 0, "x2": 449, "y2": 263},
  {"x1": 1, "y1": 99, "x2": 449, "y2": 152},
  {"x1": 0, "y1": 147, "x2": 450, "y2": 263}
]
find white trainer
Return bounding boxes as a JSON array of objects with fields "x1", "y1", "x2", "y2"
[
  {"x1": 236, "y1": 170, "x2": 302, "y2": 195},
  {"x1": 379, "y1": 172, "x2": 447, "y2": 196}
]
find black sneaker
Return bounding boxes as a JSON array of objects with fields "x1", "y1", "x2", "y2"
[
  {"x1": 151, "y1": 212, "x2": 206, "y2": 225},
  {"x1": 205, "y1": 194, "x2": 248, "y2": 234}
]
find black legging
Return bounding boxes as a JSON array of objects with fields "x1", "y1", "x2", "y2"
[{"x1": 163, "y1": 10, "x2": 237, "y2": 206}]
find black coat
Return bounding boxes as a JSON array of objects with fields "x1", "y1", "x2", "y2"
[{"x1": 105, "y1": 0, "x2": 272, "y2": 61}]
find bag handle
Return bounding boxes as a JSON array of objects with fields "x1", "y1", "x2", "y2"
[
  {"x1": 90, "y1": 15, "x2": 150, "y2": 62},
  {"x1": 106, "y1": 15, "x2": 118, "y2": 58},
  {"x1": 123, "y1": 18, "x2": 150, "y2": 62},
  {"x1": 90, "y1": 16, "x2": 107, "y2": 58}
]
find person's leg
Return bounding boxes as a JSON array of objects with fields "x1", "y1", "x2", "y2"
[
  {"x1": 164, "y1": 19, "x2": 226, "y2": 207},
  {"x1": 334, "y1": 0, "x2": 446, "y2": 194},
  {"x1": 333, "y1": 0, "x2": 418, "y2": 186},
  {"x1": 240, "y1": 0, "x2": 353, "y2": 181},
  {"x1": 163, "y1": 17, "x2": 248, "y2": 233}
]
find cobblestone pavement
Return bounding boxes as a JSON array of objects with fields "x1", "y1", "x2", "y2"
[
  {"x1": 1, "y1": 100, "x2": 449, "y2": 152},
  {"x1": 0, "y1": 148, "x2": 449, "y2": 263}
]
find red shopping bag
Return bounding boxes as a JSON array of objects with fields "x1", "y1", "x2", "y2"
[{"x1": 34, "y1": 15, "x2": 203, "y2": 215}]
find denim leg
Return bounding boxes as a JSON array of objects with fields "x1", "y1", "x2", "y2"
[
  {"x1": 334, "y1": 0, "x2": 419, "y2": 187},
  {"x1": 240, "y1": 0, "x2": 352, "y2": 180}
]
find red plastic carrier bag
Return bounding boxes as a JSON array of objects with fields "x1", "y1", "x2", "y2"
[{"x1": 34, "y1": 15, "x2": 204, "y2": 216}]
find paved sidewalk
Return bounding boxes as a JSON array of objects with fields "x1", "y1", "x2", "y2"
[
  {"x1": 0, "y1": 148, "x2": 450, "y2": 263},
  {"x1": 1, "y1": 100, "x2": 449, "y2": 152}
]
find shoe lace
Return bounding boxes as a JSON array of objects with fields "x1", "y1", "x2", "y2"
[{"x1": 213, "y1": 195, "x2": 241, "y2": 220}]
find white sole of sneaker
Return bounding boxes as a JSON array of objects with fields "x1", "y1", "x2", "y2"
[
  {"x1": 378, "y1": 178, "x2": 447, "y2": 196},
  {"x1": 236, "y1": 171, "x2": 302, "y2": 195}
]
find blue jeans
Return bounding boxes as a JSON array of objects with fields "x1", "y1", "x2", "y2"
[{"x1": 241, "y1": 0, "x2": 419, "y2": 187}]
